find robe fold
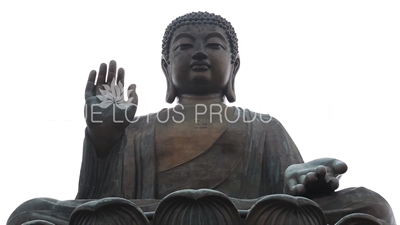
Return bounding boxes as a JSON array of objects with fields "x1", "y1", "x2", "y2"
[
  {"x1": 8, "y1": 108, "x2": 395, "y2": 225},
  {"x1": 76, "y1": 108, "x2": 303, "y2": 200}
]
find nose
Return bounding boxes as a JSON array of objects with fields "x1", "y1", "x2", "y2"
[{"x1": 191, "y1": 50, "x2": 208, "y2": 61}]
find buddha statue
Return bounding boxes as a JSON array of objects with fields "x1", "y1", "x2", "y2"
[{"x1": 7, "y1": 12, "x2": 396, "y2": 225}]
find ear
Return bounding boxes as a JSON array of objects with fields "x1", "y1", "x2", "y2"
[
  {"x1": 162, "y1": 57, "x2": 176, "y2": 103},
  {"x1": 225, "y1": 55, "x2": 240, "y2": 103}
]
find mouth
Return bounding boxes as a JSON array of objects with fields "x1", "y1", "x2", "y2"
[{"x1": 190, "y1": 61, "x2": 211, "y2": 71}]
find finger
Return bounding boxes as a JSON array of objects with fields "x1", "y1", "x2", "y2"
[
  {"x1": 127, "y1": 84, "x2": 138, "y2": 104},
  {"x1": 333, "y1": 160, "x2": 348, "y2": 175},
  {"x1": 298, "y1": 174, "x2": 307, "y2": 185},
  {"x1": 326, "y1": 176, "x2": 339, "y2": 191},
  {"x1": 325, "y1": 172, "x2": 333, "y2": 182},
  {"x1": 97, "y1": 63, "x2": 107, "y2": 85},
  {"x1": 290, "y1": 184, "x2": 305, "y2": 196},
  {"x1": 117, "y1": 68, "x2": 125, "y2": 87},
  {"x1": 125, "y1": 84, "x2": 138, "y2": 120},
  {"x1": 303, "y1": 172, "x2": 317, "y2": 187},
  {"x1": 85, "y1": 70, "x2": 96, "y2": 100},
  {"x1": 315, "y1": 165, "x2": 327, "y2": 180},
  {"x1": 286, "y1": 178, "x2": 298, "y2": 193},
  {"x1": 107, "y1": 60, "x2": 117, "y2": 84}
]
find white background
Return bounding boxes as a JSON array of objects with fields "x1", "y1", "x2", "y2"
[{"x1": 0, "y1": 0, "x2": 399, "y2": 223}]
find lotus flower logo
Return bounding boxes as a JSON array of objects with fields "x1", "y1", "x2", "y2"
[{"x1": 96, "y1": 78, "x2": 134, "y2": 109}]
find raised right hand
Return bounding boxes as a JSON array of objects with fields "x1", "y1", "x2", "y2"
[{"x1": 84, "y1": 60, "x2": 138, "y2": 158}]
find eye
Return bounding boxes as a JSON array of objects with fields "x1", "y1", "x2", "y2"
[
  {"x1": 174, "y1": 44, "x2": 193, "y2": 51},
  {"x1": 206, "y1": 43, "x2": 226, "y2": 50}
]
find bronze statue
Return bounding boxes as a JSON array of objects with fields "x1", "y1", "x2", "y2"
[{"x1": 7, "y1": 12, "x2": 396, "y2": 225}]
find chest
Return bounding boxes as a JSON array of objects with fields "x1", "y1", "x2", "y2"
[{"x1": 154, "y1": 107, "x2": 247, "y2": 172}]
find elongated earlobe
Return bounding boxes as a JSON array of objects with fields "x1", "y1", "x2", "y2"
[
  {"x1": 161, "y1": 57, "x2": 177, "y2": 103},
  {"x1": 165, "y1": 81, "x2": 176, "y2": 103},
  {"x1": 225, "y1": 78, "x2": 236, "y2": 102},
  {"x1": 225, "y1": 56, "x2": 240, "y2": 103}
]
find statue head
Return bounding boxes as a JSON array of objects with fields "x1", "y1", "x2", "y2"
[{"x1": 161, "y1": 12, "x2": 240, "y2": 103}]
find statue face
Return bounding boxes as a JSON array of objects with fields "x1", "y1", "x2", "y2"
[{"x1": 164, "y1": 24, "x2": 236, "y2": 96}]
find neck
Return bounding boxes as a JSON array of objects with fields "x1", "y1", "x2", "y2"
[{"x1": 178, "y1": 93, "x2": 225, "y2": 106}]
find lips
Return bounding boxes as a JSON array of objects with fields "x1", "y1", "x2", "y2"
[
  {"x1": 192, "y1": 65, "x2": 209, "y2": 70},
  {"x1": 190, "y1": 61, "x2": 211, "y2": 71}
]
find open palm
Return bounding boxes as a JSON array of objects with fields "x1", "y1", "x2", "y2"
[{"x1": 84, "y1": 60, "x2": 138, "y2": 158}]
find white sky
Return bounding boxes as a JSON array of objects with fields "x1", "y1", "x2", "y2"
[{"x1": 0, "y1": 0, "x2": 399, "y2": 223}]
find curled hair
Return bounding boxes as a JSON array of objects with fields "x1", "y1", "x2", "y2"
[{"x1": 162, "y1": 12, "x2": 239, "y2": 64}]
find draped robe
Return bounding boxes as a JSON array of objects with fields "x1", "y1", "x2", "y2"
[
  {"x1": 76, "y1": 108, "x2": 303, "y2": 200},
  {"x1": 7, "y1": 108, "x2": 396, "y2": 225}
]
